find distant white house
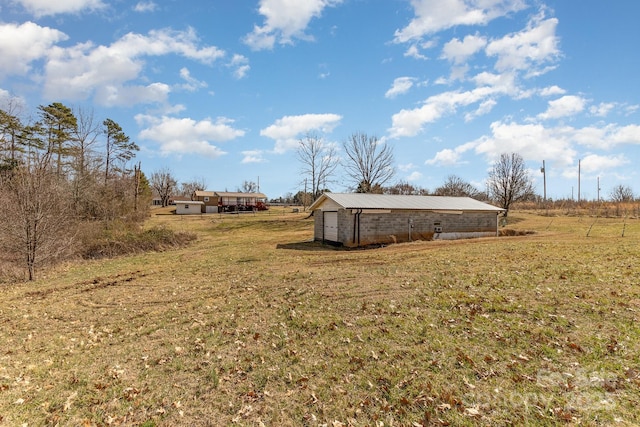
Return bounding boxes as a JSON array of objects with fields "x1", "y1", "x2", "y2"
[{"x1": 175, "y1": 200, "x2": 204, "y2": 215}]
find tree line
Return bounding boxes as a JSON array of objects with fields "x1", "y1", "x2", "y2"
[
  {"x1": 0, "y1": 101, "x2": 151, "y2": 281},
  {"x1": 295, "y1": 133, "x2": 535, "y2": 214},
  {"x1": 295, "y1": 133, "x2": 636, "y2": 214}
]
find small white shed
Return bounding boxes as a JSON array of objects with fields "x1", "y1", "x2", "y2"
[{"x1": 175, "y1": 200, "x2": 204, "y2": 215}]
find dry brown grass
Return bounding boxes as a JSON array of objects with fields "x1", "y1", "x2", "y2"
[{"x1": 1, "y1": 209, "x2": 639, "y2": 426}]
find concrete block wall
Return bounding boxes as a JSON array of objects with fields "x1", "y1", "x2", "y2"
[
  {"x1": 314, "y1": 210, "x2": 324, "y2": 239},
  {"x1": 314, "y1": 208, "x2": 499, "y2": 246},
  {"x1": 346, "y1": 210, "x2": 497, "y2": 246}
]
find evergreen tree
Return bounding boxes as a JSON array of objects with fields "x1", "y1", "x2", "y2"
[
  {"x1": 38, "y1": 102, "x2": 77, "y2": 176},
  {"x1": 103, "y1": 118, "x2": 139, "y2": 183}
]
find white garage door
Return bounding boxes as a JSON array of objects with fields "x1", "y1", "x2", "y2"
[{"x1": 323, "y1": 211, "x2": 338, "y2": 241}]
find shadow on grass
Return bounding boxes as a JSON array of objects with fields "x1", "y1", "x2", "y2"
[{"x1": 276, "y1": 240, "x2": 346, "y2": 251}]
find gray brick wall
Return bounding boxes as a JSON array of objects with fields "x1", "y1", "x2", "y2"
[{"x1": 315, "y1": 208, "x2": 499, "y2": 246}]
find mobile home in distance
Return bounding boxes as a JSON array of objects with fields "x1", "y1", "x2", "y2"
[{"x1": 191, "y1": 191, "x2": 269, "y2": 213}]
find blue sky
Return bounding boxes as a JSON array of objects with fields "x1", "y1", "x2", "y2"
[{"x1": 1, "y1": 0, "x2": 639, "y2": 200}]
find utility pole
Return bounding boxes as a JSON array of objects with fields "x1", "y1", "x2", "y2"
[
  {"x1": 597, "y1": 176, "x2": 601, "y2": 202},
  {"x1": 577, "y1": 159, "x2": 581, "y2": 203},
  {"x1": 303, "y1": 178, "x2": 307, "y2": 211},
  {"x1": 540, "y1": 160, "x2": 546, "y2": 203}
]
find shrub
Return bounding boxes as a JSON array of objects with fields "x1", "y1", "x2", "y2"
[{"x1": 81, "y1": 226, "x2": 196, "y2": 259}]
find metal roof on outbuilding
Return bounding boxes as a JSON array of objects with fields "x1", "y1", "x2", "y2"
[
  {"x1": 194, "y1": 191, "x2": 268, "y2": 198},
  {"x1": 309, "y1": 193, "x2": 504, "y2": 212},
  {"x1": 215, "y1": 192, "x2": 267, "y2": 198},
  {"x1": 193, "y1": 191, "x2": 217, "y2": 197}
]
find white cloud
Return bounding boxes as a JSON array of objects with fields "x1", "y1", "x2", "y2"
[
  {"x1": 406, "y1": 171, "x2": 423, "y2": 181},
  {"x1": 385, "y1": 77, "x2": 416, "y2": 99},
  {"x1": 461, "y1": 121, "x2": 638, "y2": 181},
  {"x1": 426, "y1": 141, "x2": 475, "y2": 166},
  {"x1": 229, "y1": 54, "x2": 250, "y2": 79},
  {"x1": 42, "y1": 27, "x2": 224, "y2": 105},
  {"x1": 109, "y1": 27, "x2": 224, "y2": 64},
  {"x1": 241, "y1": 150, "x2": 267, "y2": 163},
  {"x1": 0, "y1": 89, "x2": 27, "y2": 110},
  {"x1": 394, "y1": 0, "x2": 526, "y2": 43},
  {"x1": 474, "y1": 121, "x2": 576, "y2": 166},
  {"x1": 178, "y1": 68, "x2": 207, "y2": 92},
  {"x1": 485, "y1": 14, "x2": 560, "y2": 73},
  {"x1": 12, "y1": 0, "x2": 105, "y2": 17},
  {"x1": 471, "y1": 71, "x2": 518, "y2": 94},
  {"x1": 389, "y1": 103, "x2": 442, "y2": 138},
  {"x1": 426, "y1": 149, "x2": 463, "y2": 166},
  {"x1": 404, "y1": 44, "x2": 428, "y2": 60},
  {"x1": 538, "y1": 95, "x2": 586, "y2": 120},
  {"x1": 539, "y1": 85, "x2": 565, "y2": 97},
  {"x1": 136, "y1": 115, "x2": 244, "y2": 158},
  {"x1": 134, "y1": 1, "x2": 157, "y2": 13},
  {"x1": 244, "y1": 0, "x2": 343, "y2": 50},
  {"x1": 580, "y1": 153, "x2": 629, "y2": 174},
  {"x1": 464, "y1": 98, "x2": 497, "y2": 121},
  {"x1": 609, "y1": 124, "x2": 640, "y2": 145},
  {"x1": 95, "y1": 82, "x2": 171, "y2": 107},
  {"x1": 403, "y1": 40, "x2": 437, "y2": 60},
  {"x1": 589, "y1": 102, "x2": 615, "y2": 117},
  {"x1": 389, "y1": 84, "x2": 510, "y2": 138},
  {"x1": 0, "y1": 88, "x2": 10, "y2": 104},
  {"x1": 398, "y1": 163, "x2": 416, "y2": 172},
  {"x1": 260, "y1": 113, "x2": 342, "y2": 153},
  {"x1": 0, "y1": 22, "x2": 67, "y2": 78},
  {"x1": 441, "y1": 34, "x2": 486, "y2": 64}
]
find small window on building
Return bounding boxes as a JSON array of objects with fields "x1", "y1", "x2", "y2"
[
  {"x1": 204, "y1": 197, "x2": 209, "y2": 202},
  {"x1": 185, "y1": 204, "x2": 190, "y2": 209}
]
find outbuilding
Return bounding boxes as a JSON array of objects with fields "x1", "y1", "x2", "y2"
[
  {"x1": 175, "y1": 200, "x2": 204, "y2": 215},
  {"x1": 191, "y1": 191, "x2": 269, "y2": 213},
  {"x1": 192, "y1": 191, "x2": 220, "y2": 213},
  {"x1": 309, "y1": 193, "x2": 505, "y2": 247}
]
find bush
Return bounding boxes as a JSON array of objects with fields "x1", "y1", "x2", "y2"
[{"x1": 81, "y1": 226, "x2": 196, "y2": 259}]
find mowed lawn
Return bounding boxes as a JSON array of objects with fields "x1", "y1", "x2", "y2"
[{"x1": 1, "y1": 209, "x2": 640, "y2": 426}]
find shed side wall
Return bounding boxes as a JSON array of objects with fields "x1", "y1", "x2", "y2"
[
  {"x1": 313, "y1": 210, "x2": 324, "y2": 240},
  {"x1": 347, "y1": 210, "x2": 498, "y2": 246}
]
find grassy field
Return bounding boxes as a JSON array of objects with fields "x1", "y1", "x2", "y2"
[{"x1": 1, "y1": 209, "x2": 639, "y2": 426}]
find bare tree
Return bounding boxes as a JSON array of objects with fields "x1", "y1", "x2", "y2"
[
  {"x1": 342, "y1": 132, "x2": 394, "y2": 193},
  {"x1": 180, "y1": 177, "x2": 207, "y2": 197},
  {"x1": 610, "y1": 184, "x2": 634, "y2": 203},
  {"x1": 133, "y1": 163, "x2": 152, "y2": 216},
  {"x1": 0, "y1": 158, "x2": 76, "y2": 280},
  {"x1": 150, "y1": 167, "x2": 177, "y2": 207},
  {"x1": 71, "y1": 106, "x2": 100, "y2": 178},
  {"x1": 385, "y1": 181, "x2": 423, "y2": 195},
  {"x1": 241, "y1": 180, "x2": 258, "y2": 193},
  {"x1": 70, "y1": 107, "x2": 101, "y2": 217},
  {"x1": 486, "y1": 152, "x2": 535, "y2": 216},
  {"x1": 435, "y1": 175, "x2": 482, "y2": 199},
  {"x1": 296, "y1": 133, "x2": 339, "y2": 199}
]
